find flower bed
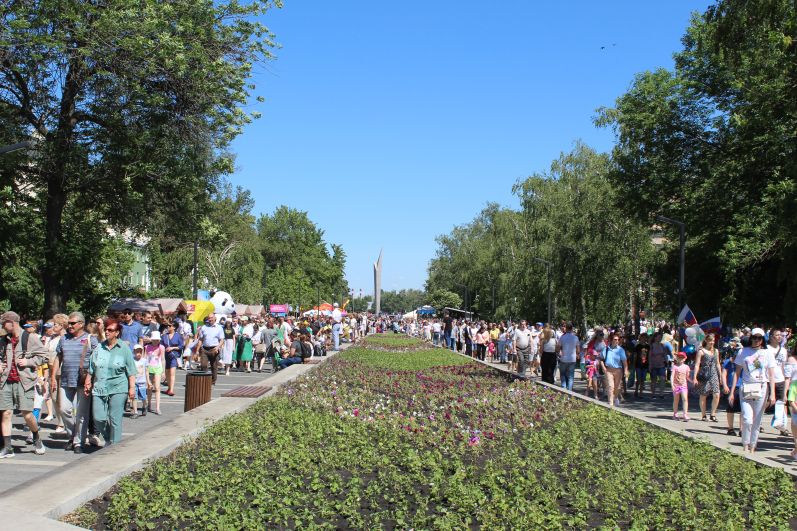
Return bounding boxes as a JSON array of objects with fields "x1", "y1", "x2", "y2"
[
  {"x1": 66, "y1": 341, "x2": 797, "y2": 529},
  {"x1": 360, "y1": 333, "x2": 429, "y2": 350}
]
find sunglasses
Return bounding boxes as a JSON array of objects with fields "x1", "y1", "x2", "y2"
[
  {"x1": 751, "y1": 335, "x2": 764, "y2": 340},
  {"x1": 68, "y1": 321, "x2": 80, "y2": 326},
  {"x1": 105, "y1": 327, "x2": 119, "y2": 332}
]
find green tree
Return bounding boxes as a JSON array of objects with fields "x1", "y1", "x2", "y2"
[
  {"x1": 257, "y1": 207, "x2": 348, "y2": 308},
  {"x1": 596, "y1": 0, "x2": 797, "y2": 322},
  {"x1": 380, "y1": 289, "x2": 427, "y2": 314},
  {"x1": 0, "y1": 0, "x2": 280, "y2": 316},
  {"x1": 426, "y1": 290, "x2": 462, "y2": 313}
]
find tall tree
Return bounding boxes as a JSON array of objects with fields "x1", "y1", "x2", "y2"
[
  {"x1": 596, "y1": 0, "x2": 797, "y2": 322},
  {"x1": 0, "y1": 0, "x2": 280, "y2": 316}
]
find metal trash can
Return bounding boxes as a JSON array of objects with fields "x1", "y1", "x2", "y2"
[{"x1": 184, "y1": 371, "x2": 213, "y2": 412}]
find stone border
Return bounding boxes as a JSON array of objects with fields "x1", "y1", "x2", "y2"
[
  {"x1": 0, "y1": 349, "x2": 346, "y2": 529},
  {"x1": 450, "y1": 348, "x2": 797, "y2": 478}
]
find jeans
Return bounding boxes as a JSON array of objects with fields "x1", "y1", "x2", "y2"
[
  {"x1": 541, "y1": 351, "x2": 558, "y2": 384},
  {"x1": 497, "y1": 340, "x2": 506, "y2": 363},
  {"x1": 279, "y1": 356, "x2": 303, "y2": 369},
  {"x1": 93, "y1": 393, "x2": 127, "y2": 445},
  {"x1": 445, "y1": 333, "x2": 454, "y2": 350},
  {"x1": 59, "y1": 386, "x2": 90, "y2": 445},
  {"x1": 332, "y1": 323, "x2": 341, "y2": 351},
  {"x1": 741, "y1": 392, "x2": 768, "y2": 448},
  {"x1": 559, "y1": 361, "x2": 576, "y2": 391},
  {"x1": 433, "y1": 332, "x2": 441, "y2": 346}
]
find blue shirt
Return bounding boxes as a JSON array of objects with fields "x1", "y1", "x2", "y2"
[
  {"x1": 120, "y1": 320, "x2": 144, "y2": 348},
  {"x1": 161, "y1": 331, "x2": 184, "y2": 352},
  {"x1": 604, "y1": 346, "x2": 627, "y2": 369},
  {"x1": 722, "y1": 357, "x2": 741, "y2": 389}
]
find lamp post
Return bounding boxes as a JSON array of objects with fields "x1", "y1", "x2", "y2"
[
  {"x1": 532, "y1": 257, "x2": 552, "y2": 325},
  {"x1": 453, "y1": 282, "x2": 470, "y2": 318},
  {"x1": 0, "y1": 140, "x2": 36, "y2": 155}
]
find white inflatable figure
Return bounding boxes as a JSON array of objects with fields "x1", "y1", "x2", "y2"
[{"x1": 209, "y1": 290, "x2": 236, "y2": 317}]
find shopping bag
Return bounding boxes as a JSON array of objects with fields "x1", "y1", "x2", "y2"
[{"x1": 771, "y1": 400, "x2": 786, "y2": 429}]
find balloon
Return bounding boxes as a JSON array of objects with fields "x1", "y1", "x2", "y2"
[
  {"x1": 684, "y1": 344, "x2": 696, "y2": 354},
  {"x1": 684, "y1": 327, "x2": 697, "y2": 337},
  {"x1": 686, "y1": 336, "x2": 699, "y2": 346},
  {"x1": 689, "y1": 324, "x2": 705, "y2": 344}
]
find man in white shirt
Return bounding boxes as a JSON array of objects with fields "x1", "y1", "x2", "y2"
[
  {"x1": 198, "y1": 315, "x2": 225, "y2": 385},
  {"x1": 331, "y1": 304, "x2": 342, "y2": 351},
  {"x1": 557, "y1": 322, "x2": 580, "y2": 391},
  {"x1": 513, "y1": 321, "x2": 533, "y2": 377}
]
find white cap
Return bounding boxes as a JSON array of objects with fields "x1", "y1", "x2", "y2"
[
  {"x1": 751, "y1": 328, "x2": 765, "y2": 337},
  {"x1": 333, "y1": 303, "x2": 339, "y2": 307},
  {"x1": 150, "y1": 331, "x2": 161, "y2": 341}
]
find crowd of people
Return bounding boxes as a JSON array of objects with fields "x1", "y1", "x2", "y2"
[
  {"x1": 0, "y1": 305, "x2": 370, "y2": 458},
  {"x1": 408, "y1": 313, "x2": 796, "y2": 457}
]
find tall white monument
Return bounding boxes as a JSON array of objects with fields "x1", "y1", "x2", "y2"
[{"x1": 373, "y1": 249, "x2": 382, "y2": 315}]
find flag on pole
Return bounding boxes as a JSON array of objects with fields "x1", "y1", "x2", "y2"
[
  {"x1": 699, "y1": 317, "x2": 722, "y2": 335},
  {"x1": 677, "y1": 305, "x2": 698, "y2": 327}
]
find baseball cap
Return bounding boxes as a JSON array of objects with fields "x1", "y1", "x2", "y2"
[
  {"x1": 134, "y1": 344, "x2": 144, "y2": 351},
  {"x1": 751, "y1": 328, "x2": 765, "y2": 338}
]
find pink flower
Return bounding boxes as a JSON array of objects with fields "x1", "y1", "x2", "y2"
[{"x1": 353, "y1": 408, "x2": 360, "y2": 417}]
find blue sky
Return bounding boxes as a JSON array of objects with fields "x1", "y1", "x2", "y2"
[{"x1": 230, "y1": 1, "x2": 712, "y2": 296}]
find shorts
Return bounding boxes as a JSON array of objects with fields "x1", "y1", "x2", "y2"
[
  {"x1": 0, "y1": 381, "x2": 35, "y2": 411},
  {"x1": 650, "y1": 367, "x2": 667, "y2": 379},
  {"x1": 165, "y1": 351, "x2": 180, "y2": 369},
  {"x1": 148, "y1": 366, "x2": 164, "y2": 375},
  {"x1": 672, "y1": 385, "x2": 688, "y2": 395},
  {"x1": 135, "y1": 383, "x2": 148, "y2": 401},
  {"x1": 725, "y1": 387, "x2": 741, "y2": 413}
]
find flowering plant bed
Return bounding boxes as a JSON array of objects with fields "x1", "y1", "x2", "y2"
[
  {"x1": 66, "y1": 345, "x2": 797, "y2": 529},
  {"x1": 360, "y1": 333, "x2": 429, "y2": 350}
]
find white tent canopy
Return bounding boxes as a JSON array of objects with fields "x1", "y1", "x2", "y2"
[{"x1": 402, "y1": 310, "x2": 417, "y2": 320}]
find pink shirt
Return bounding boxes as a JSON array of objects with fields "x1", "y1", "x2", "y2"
[
  {"x1": 671, "y1": 363, "x2": 690, "y2": 387},
  {"x1": 145, "y1": 344, "x2": 164, "y2": 368}
]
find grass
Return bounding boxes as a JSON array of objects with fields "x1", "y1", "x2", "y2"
[
  {"x1": 67, "y1": 344, "x2": 797, "y2": 530},
  {"x1": 360, "y1": 333, "x2": 427, "y2": 349}
]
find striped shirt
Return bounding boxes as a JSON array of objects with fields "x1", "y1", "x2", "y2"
[{"x1": 56, "y1": 332, "x2": 98, "y2": 388}]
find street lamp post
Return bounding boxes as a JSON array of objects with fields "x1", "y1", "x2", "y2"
[
  {"x1": 453, "y1": 282, "x2": 470, "y2": 317},
  {"x1": 532, "y1": 257, "x2": 552, "y2": 325}
]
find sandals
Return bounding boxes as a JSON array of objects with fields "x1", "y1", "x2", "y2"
[{"x1": 709, "y1": 415, "x2": 718, "y2": 423}]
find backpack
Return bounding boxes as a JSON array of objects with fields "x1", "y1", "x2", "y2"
[{"x1": 300, "y1": 341, "x2": 312, "y2": 360}]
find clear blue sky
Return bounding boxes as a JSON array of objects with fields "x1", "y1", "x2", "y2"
[{"x1": 230, "y1": 1, "x2": 713, "y2": 296}]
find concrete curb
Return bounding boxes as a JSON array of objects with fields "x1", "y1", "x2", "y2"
[
  {"x1": 0, "y1": 346, "x2": 350, "y2": 528},
  {"x1": 446, "y1": 346, "x2": 797, "y2": 477}
]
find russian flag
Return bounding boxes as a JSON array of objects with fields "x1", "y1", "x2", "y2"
[
  {"x1": 677, "y1": 304, "x2": 698, "y2": 327},
  {"x1": 699, "y1": 317, "x2": 722, "y2": 335}
]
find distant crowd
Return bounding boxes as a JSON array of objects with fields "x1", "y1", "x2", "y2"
[{"x1": 405, "y1": 313, "x2": 796, "y2": 457}]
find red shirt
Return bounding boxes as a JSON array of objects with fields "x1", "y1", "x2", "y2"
[{"x1": 7, "y1": 336, "x2": 20, "y2": 383}]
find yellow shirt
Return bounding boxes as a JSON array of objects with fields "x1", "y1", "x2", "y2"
[{"x1": 490, "y1": 328, "x2": 499, "y2": 341}]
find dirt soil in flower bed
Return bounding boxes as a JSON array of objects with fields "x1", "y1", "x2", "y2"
[{"x1": 65, "y1": 338, "x2": 797, "y2": 529}]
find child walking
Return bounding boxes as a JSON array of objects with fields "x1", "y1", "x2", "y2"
[
  {"x1": 146, "y1": 332, "x2": 165, "y2": 415},
  {"x1": 671, "y1": 351, "x2": 690, "y2": 421},
  {"x1": 132, "y1": 345, "x2": 148, "y2": 418}
]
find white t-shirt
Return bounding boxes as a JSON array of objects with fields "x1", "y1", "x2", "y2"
[
  {"x1": 432, "y1": 322, "x2": 441, "y2": 333},
  {"x1": 513, "y1": 328, "x2": 533, "y2": 350},
  {"x1": 768, "y1": 344, "x2": 786, "y2": 383},
  {"x1": 332, "y1": 309, "x2": 342, "y2": 323},
  {"x1": 559, "y1": 332, "x2": 579, "y2": 363},
  {"x1": 734, "y1": 347, "x2": 777, "y2": 385}
]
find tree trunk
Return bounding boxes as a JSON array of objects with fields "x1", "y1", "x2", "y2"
[{"x1": 42, "y1": 175, "x2": 68, "y2": 318}]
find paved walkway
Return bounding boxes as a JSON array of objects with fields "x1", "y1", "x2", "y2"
[
  {"x1": 466, "y1": 352, "x2": 797, "y2": 476},
  {"x1": 0, "y1": 360, "x2": 319, "y2": 494}
]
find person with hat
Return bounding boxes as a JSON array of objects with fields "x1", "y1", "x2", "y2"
[
  {"x1": 671, "y1": 350, "x2": 691, "y2": 421},
  {"x1": 145, "y1": 331, "x2": 165, "y2": 415},
  {"x1": 729, "y1": 327, "x2": 777, "y2": 453},
  {"x1": 0, "y1": 310, "x2": 48, "y2": 458}
]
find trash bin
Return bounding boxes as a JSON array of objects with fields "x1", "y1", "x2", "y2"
[{"x1": 184, "y1": 371, "x2": 213, "y2": 412}]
